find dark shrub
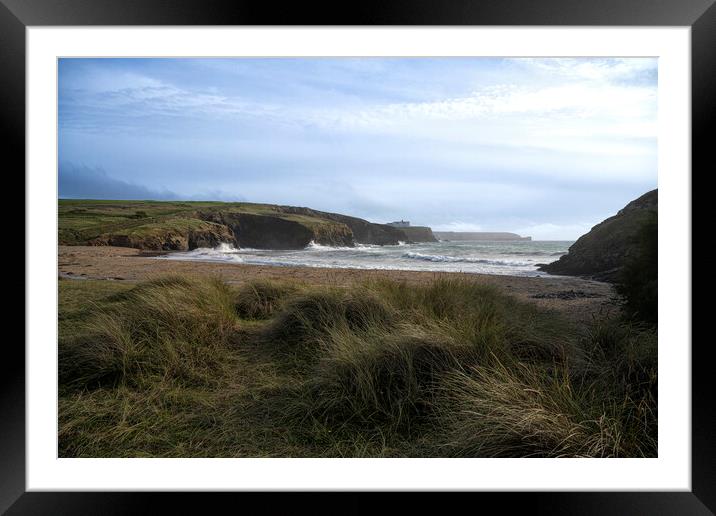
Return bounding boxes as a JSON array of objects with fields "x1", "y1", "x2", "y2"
[{"x1": 616, "y1": 213, "x2": 657, "y2": 324}]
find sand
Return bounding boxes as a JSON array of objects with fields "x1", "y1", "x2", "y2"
[{"x1": 58, "y1": 245, "x2": 617, "y2": 323}]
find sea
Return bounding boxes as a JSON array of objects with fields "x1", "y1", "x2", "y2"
[{"x1": 159, "y1": 240, "x2": 573, "y2": 277}]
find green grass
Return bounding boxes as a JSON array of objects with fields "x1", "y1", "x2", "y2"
[
  {"x1": 59, "y1": 200, "x2": 207, "y2": 243},
  {"x1": 109, "y1": 218, "x2": 226, "y2": 239},
  {"x1": 58, "y1": 274, "x2": 657, "y2": 458}
]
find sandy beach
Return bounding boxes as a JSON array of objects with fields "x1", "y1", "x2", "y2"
[{"x1": 59, "y1": 245, "x2": 616, "y2": 322}]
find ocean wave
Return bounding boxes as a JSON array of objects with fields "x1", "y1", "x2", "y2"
[
  {"x1": 305, "y1": 241, "x2": 380, "y2": 252},
  {"x1": 155, "y1": 240, "x2": 569, "y2": 277},
  {"x1": 401, "y1": 252, "x2": 531, "y2": 267},
  {"x1": 507, "y1": 250, "x2": 565, "y2": 256},
  {"x1": 305, "y1": 241, "x2": 351, "y2": 251},
  {"x1": 215, "y1": 242, "x2": 241, "y2": 253},
  {"x1": 184, "y1": 243, "x2": 259, "y2": 254}
]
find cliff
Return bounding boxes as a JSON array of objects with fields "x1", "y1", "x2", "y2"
[
  {"x1": 433, "y1": 231, "x2": 531, "y2": 241},
  {"x1": 198, "y1": 209, "x2": 354, "y2": 249},
  {"x1": 538, "y1": 189, "x2": 658, "y2": 281},
  {"x1": 397, "y1": 226, "x2": 438, "y2": 243},
  {"x1": 59, "y1": 200, "x2": 424, "y2": 251}
]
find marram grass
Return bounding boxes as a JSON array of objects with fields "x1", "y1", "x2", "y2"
[{"x1": 58, "y1": 275, "x2": 657, "y2": 458}]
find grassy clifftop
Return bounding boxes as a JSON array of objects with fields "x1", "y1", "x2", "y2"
[
  {"x1": 59, "y1": 200, "x2": 232, "y2": 246},
  {"x1": 59, "y1": 199, "x2": 407, "y2": 250}
]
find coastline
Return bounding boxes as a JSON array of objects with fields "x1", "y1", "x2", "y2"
[{"x1": 59, "y1": 245, "x2": 616, "y2": 322}]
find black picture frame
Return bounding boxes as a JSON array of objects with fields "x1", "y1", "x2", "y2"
[{"x1": 5, "y1": 0, "x2": 712, "y2": 513}]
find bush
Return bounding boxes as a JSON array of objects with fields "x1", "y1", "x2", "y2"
[
  {"x1": 616, "y1": 213, "x2": 657, "y2": 324},
  {"x1": 578, "y1": 315, "x2": 657, "y2": 421}
]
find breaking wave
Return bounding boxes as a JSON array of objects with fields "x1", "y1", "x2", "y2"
[
  {"x1": 402, "y1": 252, "x2": 532, "y2": 267},
  {"x1": 306, "y1": 241, "x2": 379, "y2": 252},
  {"x1": 159, "y1": 239, "x2": 573, "y2": 277}
]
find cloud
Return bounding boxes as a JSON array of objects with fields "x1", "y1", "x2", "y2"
[
  {"x1": 515, "y1": 57, "x2": 657, "y2": 84},
  {"x1": 58, "y1": 58, "x2": 658, "y2": 238},
  {"x1": 189, "y1": 189, "x2": 246, "y2": 202},
  {"x1": 313, "y1": 81, "x2": 656, "y2": 140},
  {"x1": 60, "y1": 75, "x2": 284, "y2": 135},
  {"x1": 59, "y1": 163, "x2": 177, "y2": 200},
  {"x1": 59, "y1": 162, "x2": 247, "y2": 202}
]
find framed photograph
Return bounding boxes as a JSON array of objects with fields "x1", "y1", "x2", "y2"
[{"x1": 7, "y1": 0, "x2": 712, "y2": 513}]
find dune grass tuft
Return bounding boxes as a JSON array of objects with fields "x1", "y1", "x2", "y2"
[
  {"x1": 262, "y1": 288, "x2": 394, "y2": 360},
  {"x1": 59, "y1": 275, "x2": 237, "y2": 391},
  {"x1": 286, "y1": 324, "x2": 468, "y2": 437},
  {"x1": 233, "y1": 279, "x2": 300, "y2": 319}
]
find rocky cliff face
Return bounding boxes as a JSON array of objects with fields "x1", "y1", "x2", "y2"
[
  {"x1": 273, "y1": 206, "x2": 407, "y2": 245},
  {"x1": 201, "y1": 211, "x2": 305, "y2": 249},
  {"x1": 199, "y1": 210, "x2": 353, "y2": 249},
  {"x1": 539, "y1": 189, "x2": 658, "y2": 281},
  {"x1": 310, "y1": 221, "x2": 356, "y2": 247},
  {"x1": 397, "y1": 226, "x2": 438, "y2": 243}
]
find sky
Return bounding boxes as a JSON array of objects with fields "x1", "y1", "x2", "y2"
[{"x1": 58, "y1": 57, "x2": 657, "y2": 240}]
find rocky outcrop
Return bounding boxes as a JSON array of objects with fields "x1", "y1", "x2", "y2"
[
  {"x1": 188, "y1": 224, "x2": 236, "y2": 249},
  {"x1": 397, "y1": 226, "x2": 438, "y2": 243},
  {"x1": 538, "y1": 189, "x2": 657, "y2": 281},
  {"x1": 309, "y1": 222, "x2": 355, "y2": 247}
]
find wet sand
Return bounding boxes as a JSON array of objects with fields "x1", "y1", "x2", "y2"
[{"x1": 59, "y1": 245, "x2": 617, "y2": 323}]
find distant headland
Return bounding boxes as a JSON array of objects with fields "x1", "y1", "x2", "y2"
[
  {"x1": 387, "y1": 221, "x2": 530, "y2": 242},
  {"x1": 433, "y1": 231, "x2": 532, "y2": 241}
]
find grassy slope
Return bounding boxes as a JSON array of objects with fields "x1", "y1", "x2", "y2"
[
  {"x1": 58, "y1": 199, "x2": 348, "y2": 245},
  {"x1": 58, "y1": 275, "x2": 657, "y2": 458}
]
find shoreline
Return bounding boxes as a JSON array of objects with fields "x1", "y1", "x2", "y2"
[
  {"x1": 141, "y1": 240, "x2": 569, "y2": 278},
  {"x1": 59, "y1": 245, "x2": 617, "y2": 323}
]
